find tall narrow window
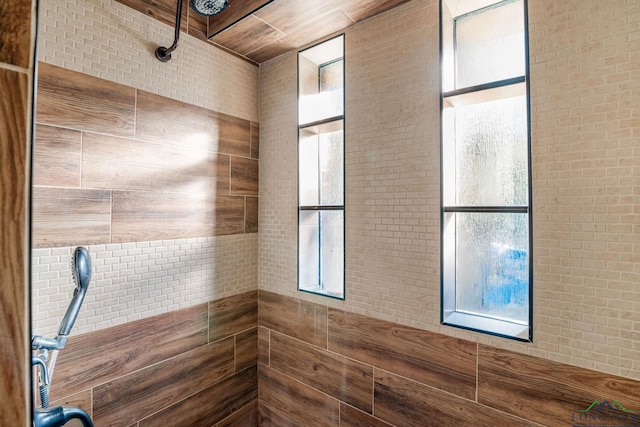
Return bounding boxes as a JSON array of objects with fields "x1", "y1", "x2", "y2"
[
  {"x1": 298, "y1": 35, "x2": 345, "y2": 299},
  {"x1": 441, "y1": 0, "x2": 532, "y2": 340}
]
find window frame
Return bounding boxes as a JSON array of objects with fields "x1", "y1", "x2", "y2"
[
  {"x1": 439, "y1": 0, "x2": 533, "y2": 341},
  {"x1": 297, "y1": 34, "x2": 346, "y2": 300}
]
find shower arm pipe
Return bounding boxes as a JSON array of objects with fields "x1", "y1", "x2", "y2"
[{"x1": 156, "y1": 0, "x2": 184, "y2": 62}]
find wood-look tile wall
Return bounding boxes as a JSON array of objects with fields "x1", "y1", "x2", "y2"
[
  {"x1": 258, "y1": 291, "x2": 640, "y2": 426},
  {"x1": 49, "y1": 290, "x2": 258, "y2": 426},
  {"x1": 33, "y1": 61, "x2": 259, "y2": 248},
  {"x1": 0, "y1": 0, "x2": 34, "y2": 425}
]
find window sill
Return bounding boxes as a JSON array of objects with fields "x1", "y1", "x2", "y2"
[
  {"x1": 298, "y1": 285, "x2": 344, "y2": 300},
  {"x1": 442, "y1": 311, "x2": 530, "y2": 342}
]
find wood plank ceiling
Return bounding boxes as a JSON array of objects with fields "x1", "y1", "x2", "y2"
[
  {"x1": 207, "y1": 0, "x2": 412, "y2": 63},
  {"x1": 116, "y1": 0, "x2": 412, "y2": 64}
]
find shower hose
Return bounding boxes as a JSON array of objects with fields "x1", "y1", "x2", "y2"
[{"x1": 39, "y1": 349, "x2": 59, "y2": 409}]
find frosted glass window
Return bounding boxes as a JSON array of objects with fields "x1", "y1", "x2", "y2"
[
  {"x1": 298, "y1": 210, "x2": 344, "y2": 297},
  {"x1": 455, "y1": 0, "x2": 525, "y2": 89},
  {"x1": 299, "y1": 122, "x2": 344, "y2": 207},
  {"x1": 319, "y1": 130, "x2": 344, "y2": 205},
  {"x1": 319, "y1": 60, "x2": 344, "y2": 116},
  {"x1": 454, "y1": 95, "x2": 528, "y2": 206},
  {"x1": 299, "y1": 210, "x2": 319, "y2": 287},
  {"x1": 453, "y1": 212, "x2": 529, "y2": 323},
  {"x1": 441, "y1": 0, "x2": 530, "y2": 340},
  {"x1": 320, "y1": 210, "x2": 344, "y2": 296}
]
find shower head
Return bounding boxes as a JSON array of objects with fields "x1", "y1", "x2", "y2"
[
  {"x1": 190, "y1": 0, "x2": 229, "y2": 16},
  {"x1": 156, "y1": 0, "x2": 230, "y2": 61},
  {"x1": 58, "y1": 247, "x2": 92, "y2": 337},
  {"x1": 71, "y1": 246, "x2": 92, "y2": 291}
]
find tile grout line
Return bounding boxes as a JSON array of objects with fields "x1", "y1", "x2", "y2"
[{"x1": 476, "y1": 341, "x2": 479, "y2": 403}]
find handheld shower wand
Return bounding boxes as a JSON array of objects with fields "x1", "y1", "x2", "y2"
[
  {"x1": 59, "y1": 246, "x2": 92, "y2": 337},
  {"x1": 32, "y1": 246, "x2": 92, "y2": 350},
  {"x1": 32, "y1": 246, "x2": 93, "y2": 418}
]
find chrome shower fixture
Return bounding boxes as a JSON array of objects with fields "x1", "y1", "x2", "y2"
[
  {"x1": 32, "y1": 246, "x2": 94, "y2": 427},
  {"x1": 156, "y1": 0, "x2": 230, "y2": 62},
  {"x1": 31, "y1": 246, "x2": 92, "y2": 351},
  {"x1": 191, "y1": 0, "x2": 229, "y2": 16}
]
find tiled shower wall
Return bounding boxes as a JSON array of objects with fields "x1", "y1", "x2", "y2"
[
  {"x1": 48, "y1": 291, "x2": 258, "y2": 426},
  {"x1": 258, "y1": 291, "x2": 640, "y2": 426},
  {"x1": 33, "y1": 0, "x2": 261, "y2": 337},
  {"x1": 32, "y1": 236, "x2": 257, "y2": 337},
  {"x1": 31, "y1": 61, "x2": 259, "y2": 339},
  {"x1": 31, "y1": 0, "x2": 261, "y2": 423},
  {"x1": 37, "y1": 0, "x2": 258, "y2": 122},
  {"x1": 259, "y1": 0, "x2": 640, "y2": 386}
]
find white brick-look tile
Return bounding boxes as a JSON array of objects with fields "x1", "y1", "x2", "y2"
[
  {"x1": 259, "y1": 0, "x2": 640, "y2": 381},
  {"x1": 32, "y1": 234, "x2": 258, "y2": 337},
  {"x1": 38, "y1": 0, "x2": 258, "y2": 122}
]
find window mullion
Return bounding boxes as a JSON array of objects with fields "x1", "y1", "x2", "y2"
[{"x1": 443, "y1": 76, "x2": 525, "y2": 99}]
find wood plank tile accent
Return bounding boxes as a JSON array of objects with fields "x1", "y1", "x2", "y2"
[
  {"x1": 0, "y1": 0, "x2": 32, "y2": 67},
  {"x1": 478, "y1": 345, "x2": 640, "y2": 426},
  {"x1": 139, "y1": 366, "x2": 257, "y2": 427},
  {"x1": 259, "y1": 291, "x2": 328, "y2": 348},
  {"x1": 375, "y1": 370, "x2": 538, "y2": 427},
  {"x1": 258, "y1": 326, "x2": 270, "y2": 366},
  {"x1": 31, "y1": 187, "x2": 111, "y2": 248},
  {"x1": 258, "y1": 401, "x2": 300, "y2": 427},
  {"x1": 340, "y1": 403, "x2": 393, "y2": 427},
  {"x1": 111, "y1": 190, "x2": 245, "y2": 242},
  {"x1": 115, "y1": 0, "x2": 188, "y2": 31},
  {"x1": 135, "y1": 90, "x2": 251, "y2": 157},
  {"x1": 187, "y1": 8, "x2": 208, "y2": 42},
  {"x1": 36, "y1": 62, "x2": 136, "y2": 137},
  {"x1": 50, "y1": 389, "x2": 93, "y2": 423},
  {"x1": 258, "y1": 402, "x2": 300, "y2": 427},
  {"x1": 135, "y1": 89, "x2": 217, "y2": 149},
  {"x1": 341, "y1": 0, "x2": 412, "y2": 23},
  {"x1": 209, "y1": 290, "x2": 258, "y2": 342},
  {"x1": 211, "y1": 14, "x2": 285, "y2": 56},
  {"x1": 253, "y1": 0, "x2": 344, "y2": 35},
  {"x1": 0, "y1": 66, "x2": 28, "y2": 427},
  {"x1": 218, "y1": 114, "x2": 253, "y2": 157},
  {"x1": 93, "y1": 337, "x2": 235, "y2": 426},
  {"x1": 216, "y1": 400, "x2": 258, "y2": 427},
  {"x1": 50, "y1": 303, "x2": 208, "y2": 401},
  {"x1": 33, "y1": 124, "x2": 82, "y2": 187},
  {"x1": 328, "y1": 308, "x2": 477, "y2": 400},
  {"x1": 270, "y1": 331, "x2": 374, "y2": 413},
  {"x1": 236, "y1": 327, "x2": 258, "y2": 372},
  {"x1": 245, "y1": 196, "x2": 259, "y2": 233},
  {"x1": 207, "y1": 0, "x2": 273, "y2": 37},
  {"x1": 231, "y1": 156, "x2": 259, "y2": 195},
  {"x1": 247, "y1": 9, "x2": 353, "y2": 63},
  {"x1": 259, "y1": 365, "x2": 339, "y2": 427},
  {"x1": 82, "y1": 132, "x2": 230, "y2": 194},
  {"x1": 250, "y1": 122, "x2": 259, "y2": 159}
]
